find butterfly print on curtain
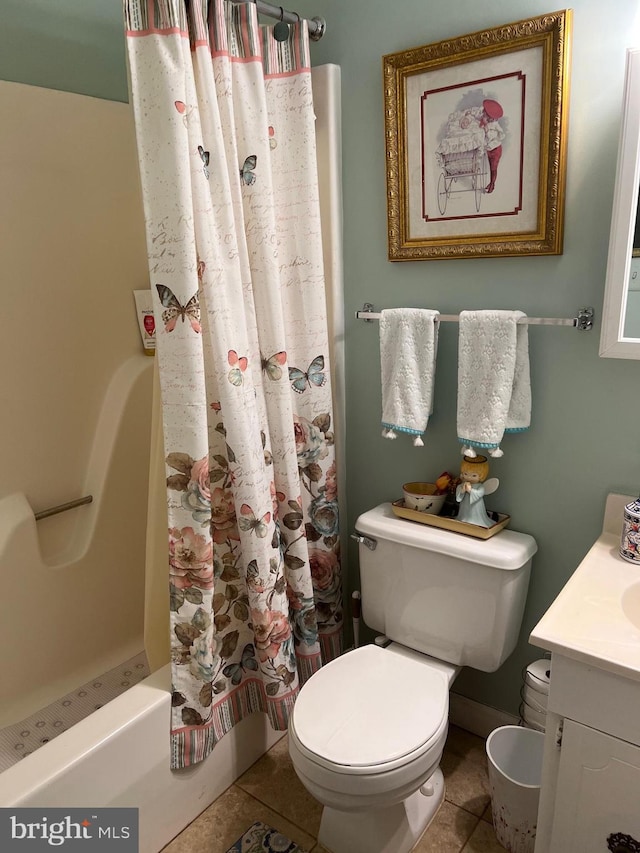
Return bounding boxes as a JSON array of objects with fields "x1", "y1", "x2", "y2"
[
  {"x1": 289, "y1": 355, "x2": 326, "y2": 393},
  {"x1": 239, "y1": 155, "x2": 257, "y2": 185},
  {"x1": 155, "y1": 284, "x2": 201, "y2": 333},
  {"x1": 261, "y1": 351, "x2": 287, "y2": 381},
  {"x1": 227, "y1": 350, "x2": 248, "y2": 386},
  {"x1": 175, "y1": 100, "x2": 197, "y2": 127},
  {"x1": 238, "y1": 503, "x2": 271, "y2": 538},
  {"x1": 198, "y1": 145, "x2": 210, "y2": 179}
]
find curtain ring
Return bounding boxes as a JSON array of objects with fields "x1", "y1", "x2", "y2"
[{"x1": 273, "y1": 6, "x2": 289, "y2": 41}]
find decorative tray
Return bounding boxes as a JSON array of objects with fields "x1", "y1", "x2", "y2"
[{"x1": 391, "y1": 499, "x2": 510, "y2": 540}]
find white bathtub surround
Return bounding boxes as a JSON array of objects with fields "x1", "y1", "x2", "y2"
[
  {"x1": 0, "y1": 357, "x2": 153, "y2": 730},
  {"x1": 0, "y1": 665, "x2": 284, "y2": 853},
  {"x1": 0, "y1": 81, "x2": 149, "y2": 569},
  {"x1": 126, "y1": 0, "x2": 343, "y2": 770}
]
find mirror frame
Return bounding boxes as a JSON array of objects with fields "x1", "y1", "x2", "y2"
[{"x1": 600, "y1": 48, "x2": 640, "y2": 360}]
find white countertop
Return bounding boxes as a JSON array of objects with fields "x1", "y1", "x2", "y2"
[{"x1": 530, "y1": 494, "x2": 640, "y2": 683}]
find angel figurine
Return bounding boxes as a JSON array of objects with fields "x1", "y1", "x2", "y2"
[{"x1": 456, "y1": 455, "x2": 499, "y2": 528}]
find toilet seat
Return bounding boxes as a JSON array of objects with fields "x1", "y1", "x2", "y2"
[{"x1": 290, "y1": 645, "x2": 449, "y2": 775}]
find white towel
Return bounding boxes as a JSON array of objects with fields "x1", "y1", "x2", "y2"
[
  {"x1": 457, "y1": 310, "x2": 531, "y2": 458},
  {"x1": 380, "y1": 308, "x2": 440, "y2": 447}
]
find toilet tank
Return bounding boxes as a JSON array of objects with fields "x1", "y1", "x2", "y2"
[{"x1": 355, "y1": 503, "x2": 537, "y2": 672}]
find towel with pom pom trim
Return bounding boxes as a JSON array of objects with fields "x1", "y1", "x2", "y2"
[
  {"x1": 457, "y1": 310, "x2": 531, "y2": 458},
  {"x1": 380, "y1": 308, "x2": 439, "y2": 447}
]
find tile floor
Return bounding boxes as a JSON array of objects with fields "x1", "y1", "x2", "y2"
[{"x1": 162, "y1": 724, "x2": 506, "y2": 853}]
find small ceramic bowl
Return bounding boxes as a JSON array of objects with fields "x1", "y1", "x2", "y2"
[{"x1": 402, "y1": 482, "x2": 446, "y2": 514}]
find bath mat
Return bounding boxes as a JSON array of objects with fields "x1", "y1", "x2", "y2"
[
  {"x1": 225, "y1": 821, "x2": 309, "y2": 853},
  {"x1": 0, "y1": 650, "x2": 150, "y2": 772}
]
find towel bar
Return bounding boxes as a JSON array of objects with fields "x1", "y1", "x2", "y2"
[
  {"x1": 34, "y1": 495, "x2": 93, "y2": 521},
  {"x1": 355, "y1": 304, "x2": 594, "y2": 331}
]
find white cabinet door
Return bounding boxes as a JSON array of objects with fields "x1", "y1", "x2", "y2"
[{"x1": 550, "y1": 719, "x2": 640, "y2": 852}]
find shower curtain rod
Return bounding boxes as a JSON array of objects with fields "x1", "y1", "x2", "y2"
[
  {"x1": 232, "y1": 0, "x2": 326, "y2": 40},
  {"x1": 355, "y1": 304, "x2": 595, "y2": 331}
]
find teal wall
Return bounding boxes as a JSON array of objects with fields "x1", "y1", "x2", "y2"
[
  {"x1": 295, "y1": 0, "x2": 640, "y2": 713},
  {"x1": 5, "y1": 0, "x2": 640, "y2": 717},
  {"x1": 0, "y1": 0, "x2": 129, "y2": 102}
]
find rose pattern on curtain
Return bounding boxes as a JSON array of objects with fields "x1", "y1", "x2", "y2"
[{"x1": 125, "y1": 0, "x2": 342, "y2": 769}]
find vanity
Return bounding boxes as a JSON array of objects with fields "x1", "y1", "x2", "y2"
[
  {"x1": 530, "y1": 493, "x2": 640, "y2": 852},
  {"x1": 528, "y1": 38, "x2": 640, "y2": 852}
]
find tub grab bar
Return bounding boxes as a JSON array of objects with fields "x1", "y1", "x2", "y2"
[{"x1": 34, "y1": 495, "x2": 93, "y2": 521}]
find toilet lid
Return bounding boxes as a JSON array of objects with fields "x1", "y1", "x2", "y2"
[{"x1": 292, "y1": 645, "x2": 448, "y2": 767}]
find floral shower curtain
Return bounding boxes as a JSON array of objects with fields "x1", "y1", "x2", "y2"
[{"x1": 125, "y1": 0, "x2": 342, "y2": 769}]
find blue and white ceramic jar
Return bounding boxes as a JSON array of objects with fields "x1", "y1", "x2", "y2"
[{"x1": 620, "y1": 497, "x2": 640, "y2": 564}]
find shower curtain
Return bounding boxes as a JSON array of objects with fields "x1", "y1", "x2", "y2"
[{"x1": 125, "y1": 0, "x2": 342, "y2": 769}]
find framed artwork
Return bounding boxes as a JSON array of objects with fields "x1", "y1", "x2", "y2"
[{"x1": 383, "y1": 10, "x2": 572, "y2": 260}]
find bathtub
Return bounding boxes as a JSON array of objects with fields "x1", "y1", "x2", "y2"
[
  {"x1": 0, "y1": 664, "x2": 284, "y2": 852},
  {"x1": 0, "y1": 355, "x2": 283, "y2": 850}
]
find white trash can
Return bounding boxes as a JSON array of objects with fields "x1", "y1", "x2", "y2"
[{"x1": 486, "y1": 725, "x2": 545, "y2": 853}]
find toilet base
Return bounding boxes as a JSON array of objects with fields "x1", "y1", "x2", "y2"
[{"x1": 317, "y1": 767, "x2": 445, "y2": 853}]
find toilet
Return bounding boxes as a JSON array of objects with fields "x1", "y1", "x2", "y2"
[{"x1": 288, "y1": 502, "x2": 537, "y2": 853}]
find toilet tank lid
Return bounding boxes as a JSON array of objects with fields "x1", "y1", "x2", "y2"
[{"x1": 355, "y1": 503, "x2": 537, "y2": 570}]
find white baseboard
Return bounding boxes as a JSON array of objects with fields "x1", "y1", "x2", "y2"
[{"x1": 449, "y1": 692, "x2": 519, "y2": 739}]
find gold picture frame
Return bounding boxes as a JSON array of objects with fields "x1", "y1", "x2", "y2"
[{"x1": 383, "y1": 10, "x2": 572, "y2": 261}]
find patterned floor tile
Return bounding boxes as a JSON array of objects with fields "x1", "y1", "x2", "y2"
[
  {"x1": 414, "y1": 800, "x2": 480, "y2": 852},
  {"x1": 444, "y1": 725, "x2": 489, "y2": 766},
  {"x1": 461, "y1": 816, "x2": 506, "y2": 852},
  {"x1": 236, "y1": 735, "x2": 323, "y2": 837},
  {"x1": 162, "y1": 785, "x2": 315, "y2": 853},
  {"x1": 440, "y1": 748, "x2": 491, "y2": 817},
  {"x1": 164, "y1": 725, "x2": 499, "y2": 853}
]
